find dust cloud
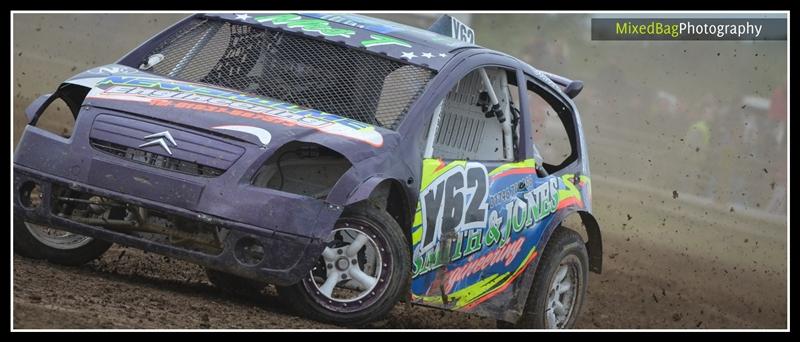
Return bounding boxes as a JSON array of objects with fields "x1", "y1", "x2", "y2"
[{"x1": 12, "y1": 13, "x2": 787, "y2": 329}]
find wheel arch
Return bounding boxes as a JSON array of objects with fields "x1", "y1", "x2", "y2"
[
  {"x1": 533, "y1": 209, "x2": 603, "y2": 280},
  {"x1": 575, "y1": 210, "x2": 602, "y2": 274},
  {"x1": 344, "y1": 176, "x2": 414, "y2": 242}
]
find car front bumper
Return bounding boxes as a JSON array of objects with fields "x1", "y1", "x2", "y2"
[
  {"x1": 13, "y1": 164, "x2": 340, "y2": 286},
  {"x1": 13, "y1": 109, "x2": 344, "y2": 286}
]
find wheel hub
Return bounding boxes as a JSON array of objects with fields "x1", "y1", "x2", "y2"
[
  {"x1": 306, "y1": 224, "x2": 387, "y2": 310},
  {"x1": 545, "y1": 258, "x2": 579, "y2": 329},
  {"x1": 335, "y1": 257, "x2": 350, "y2": 271}
]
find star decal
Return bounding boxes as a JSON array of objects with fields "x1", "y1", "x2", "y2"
[
  {"x1": 234, "y1": 13, "x2": 251, "y2": 21},
  {"x1": 421, "y1": 52, "x2": 434, "y2": 58},
  {"x1": 401, "y1": 51, "x2": 417, "y2": 60},
  {"x1": 439, "y1": 53, "x2": 448, "y2": 57}
]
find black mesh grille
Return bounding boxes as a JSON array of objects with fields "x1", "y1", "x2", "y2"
[
  {"x1": 90, "y1": 139, "x2": 224, "y2": 177},
  {"x1": 139, "y1": 18, "x2": 434, "y2": 129}
]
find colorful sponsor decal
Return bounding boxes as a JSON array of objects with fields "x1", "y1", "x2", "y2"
[
  {"x1": 254, "y1": 14, "x2": 356, "y2": 38},
  {"x1": 88, "y1": 76, "x2": 383, "y2": 147},
  {"x1": 301, "y1": 12, "x2": 466, "y2": 49},
  {"x1": 86, "y1": 66, "x2": 140, "y2": 75},
  {"x1": 411, "y1": 159, "x2": 588, "y2": 310},
  {"x1": 303, "y1": 13, "x2": 403, "y2": 34},
  {"x1": 360, "y1": 34, "x2": 412, "y2": 48}
]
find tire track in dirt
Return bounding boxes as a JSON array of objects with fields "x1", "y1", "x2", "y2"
[{"x1": 13, "y1": 217, "x2": 786, "y2": 330}]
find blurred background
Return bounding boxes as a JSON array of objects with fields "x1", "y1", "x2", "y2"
[{"x1": 12, "y1": 13, "x2": 787, "y2": 329}]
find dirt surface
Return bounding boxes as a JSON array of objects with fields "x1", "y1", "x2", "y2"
[
  {"x1": 13, "y1": 181, "x2": 787, "y2": 329},
  {"x1": 12, "y1": 13, "x2": 787, "y2": 329}
]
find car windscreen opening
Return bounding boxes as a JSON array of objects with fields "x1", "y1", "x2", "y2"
[{"x1": 135, "y1": 17, "x2": 435, "y2": 130}]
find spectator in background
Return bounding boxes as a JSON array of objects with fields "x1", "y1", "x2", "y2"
[
  {"x1": 684, "y1": 93, "x2": 717, "y2": 198},
  {"x1": 656, "y1": 90, "x2": 679, "y2": 118},
  {"x1": 720, "y1": 103, "x2": 751, "y2": 206},
  {"x1": 766, "y1": 85, "x2": 787, "y2": 155},
  {"x1": 766, "y1": 85, "x2": 787, "y2": 214}
]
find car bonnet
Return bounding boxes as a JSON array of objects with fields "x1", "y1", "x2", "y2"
[{"x1": 65, "y1": 65, "x2": 398, "y2": 162}]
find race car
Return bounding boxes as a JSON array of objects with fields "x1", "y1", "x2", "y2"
[{"x1": 13, "y1": 13, "x2": 602, "y2": 329}]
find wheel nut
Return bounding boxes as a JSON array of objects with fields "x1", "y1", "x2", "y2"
[
  {"x1": 351, "y1": 259, "x2": 358, "y2": 265},
  {"x1": 341, "y1": 274, "x2": 348, "y2": 279},
  {"x1": 337, "y1": 249, "x2": 343, "y2": 255},
  {"x1": 327, "y1": 263, "x2": 333, "y2": 269}
]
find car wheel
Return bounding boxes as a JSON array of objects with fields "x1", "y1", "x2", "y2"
[
  {"x1": 276, "y1": 201, "x2": 410, "y2": 326},
  {"x1": 205, "y1": 268, "x2": 267, "y2": 298},
  {"x1": 14, "y1": 217, "x2": 112, "y2": 266},
  {"x1": 502, "y1": 227, "x2": 589, "y2": 329}
]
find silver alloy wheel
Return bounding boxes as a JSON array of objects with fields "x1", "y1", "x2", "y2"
[
  {"x1": 24, "y1": 222, "x2": 94, "y2": 250},
  {"x1": 310, "y1": 227, "x2": 383, "y2": 303},
  {"x1": 545, "y1": 255, "x2": 580, "y2": 329}
]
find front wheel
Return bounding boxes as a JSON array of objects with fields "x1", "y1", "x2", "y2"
[
  {"x1": 14, "y1": 217, "x2": 112, "y2": 266},
  {"x1": 502, "y1": 227, "x2": 589, "y2": 329},
  {"x1": 276, "y1": 202, "x2": 410, "y2": 326}
]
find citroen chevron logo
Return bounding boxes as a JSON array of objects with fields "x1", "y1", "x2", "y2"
[{"x1": 139, "y1": 131, "x2": 177, "y2": 155}]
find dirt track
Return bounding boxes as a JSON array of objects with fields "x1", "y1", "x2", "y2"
[
  {"x1": 12, "y1": 13, "x2": 787, "y2": 329},
  {"x1": 13, "y1": 182, "x2": 787, "y2": 329}
]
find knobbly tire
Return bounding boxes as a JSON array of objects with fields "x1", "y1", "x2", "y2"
[
  {"x1": 498, "y1": 227, "x2": 589, "y2": 329},
  {"x1": 205, "y1": 268, "x2": 267, "y2": 299},
  {"x1": 13, "y1": 217, "x2": 112, "y2": 266},
  {"x1": 276, "y1": 201, "x2": 411, "y2": 327}
]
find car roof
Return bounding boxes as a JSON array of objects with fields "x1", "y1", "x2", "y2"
[{"x1": 202, "y1": 13, "x2": 482, "y2": 71}]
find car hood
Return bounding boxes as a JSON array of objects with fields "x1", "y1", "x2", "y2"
[{"x1": 66, "y1": 65, "x2": 399, "y2": 162}]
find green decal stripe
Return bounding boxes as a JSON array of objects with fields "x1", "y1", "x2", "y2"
[
  {"x1": 455, "y1": 245, "x2": 538, "y2": 309},
  {"x1": 412, "y1": 205, "x2": 423, "y2": 227},
  {"x1": 412, "y1": 226, "x2": 423, "y2": 245},
  {"x1": 255, "y1": 13, "x2": 356, "y2": 38},
  {"x1": 419, "y1": 159, "x2": 466, "y2": 190},
  {"x1": 559, "y1": 174, "x2": 583, "y2": 202},
  {"x1": 361, "y1": 34, "x2": 412, "y2": 48},
  {"x1": 412, "y1": 274, "x2": 504, "y2": 306},
  {"x1": 414, "y1": 244, "x2": 539, "y2": 310},
  {"x1": 449, "y1": 273, "x2": 507, "y2": 308}
]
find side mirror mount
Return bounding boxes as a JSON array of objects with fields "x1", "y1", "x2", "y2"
[{"x1": 564, "y1": 80, "x2": 584, "y2": 99}]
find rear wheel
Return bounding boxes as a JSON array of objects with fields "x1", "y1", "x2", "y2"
[
  {"x1": 499, "y1": 227, "x2": 589, "y2": 329},
  {"x1": 276, "y1": 202, "x2": 410, "y2": 326},
  {"x1": 14, "y1": 217, "x2": 111, "y2": 266}
]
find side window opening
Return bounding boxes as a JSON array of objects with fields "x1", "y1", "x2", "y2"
[
  {"x1": 429, "y1": 67, "x2": 519, "y2": 161},
  {"x1": 526, "y1": 79, "x2": 577, "y2": 172}
]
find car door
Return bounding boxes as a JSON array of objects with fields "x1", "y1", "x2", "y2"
[{"x1": 409, "y1": 66, "x2": 562, "y2": 312}]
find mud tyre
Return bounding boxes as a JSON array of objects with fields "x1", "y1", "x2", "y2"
[
  {"x1": 14, "y1": 217, "x2": 111, "y2": 266},
  {"x1": 499, "y1": 227, "x2": 589, "y2": 329},
  {"x1": 276, "y1": 201, "x2": 411, "y2": 327}
]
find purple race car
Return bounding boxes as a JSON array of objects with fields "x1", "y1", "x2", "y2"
[{"x1": 13, "y1": 13, "x2": 602, "y2": 328}]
